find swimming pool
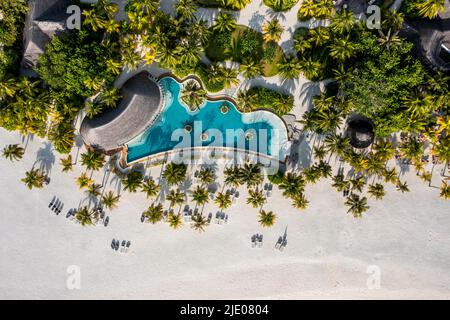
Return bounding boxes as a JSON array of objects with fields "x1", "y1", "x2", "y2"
[{"x1": 125, "y1": 76, "x2": 289, "y2": 164}]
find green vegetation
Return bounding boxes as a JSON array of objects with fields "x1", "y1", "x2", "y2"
[
  {"x1": 195, "y1": 0, "x2": 252, "y2": 10},
  {"x1": 237, "y1": 87, "x2": 294, "y2": 116},
  {"x1": 0, "y1": 0, "x2": 28, "y2": 79},
  {"x1": 297, "y1": 0, "x2": 335, "y2": 21},
  {"x1": 401, "y1": 0, "x2": 446, "y2": 19},
  {"x1": 205, "y1": 24, "x2": 285, "y2": 77},
  {"x1": 264, "y1": 0, "x2": 298, "y2": 12}
]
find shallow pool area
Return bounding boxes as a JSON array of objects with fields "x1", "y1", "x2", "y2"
[{"x1": 125, "y1": 76, "x2": 289, "y2": 164}]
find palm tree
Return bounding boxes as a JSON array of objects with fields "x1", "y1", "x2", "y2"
[
  {"x1": 192, "y1": 186, "x2": 210, "y2": 211},
  {"x1": 378, "y1": 29, "x2": 401, "y2": 50},
  {"x1": 212, "y1": 12, "x2": 236, "y2": 32},
  {"x1": 102, "y1": 191, "x2": 121, "y2": 210},
  {"x1": 175, "y1": 0, "x2": 198, "y2": 20},
  {"x1": 258, "y1": 209, "x2": 276, "y2": 227},
  {"x1": 181, "y1": 80, "x2": 206, "y2": 111},
  {"x1": 278, "y1": 172, "x2": 305, "y2": 198},
  {"x1": 317, "y1": 160, "x2": 332, "y2": 178},
  {"x1": 224, "y1": 166, "x2": 242, "y2": 188},
  {"x1": 122, "y1": 171, "x2": 144, "y2": 193},
  {"x1": 262, "y1": 19, "x2": 283, "y2": 42},
  {"x1": 166, "y1": 189, "x2": 185, "y2": 211},
  {"x1": 167, "y1": 211, "x2": 183, "y2": 229},
  {"x1": 324, "y1": 133, "x2": 351, "y2": 159},
  {"x1": 240, "y1": 58, "x2": 262, "y2": 79},
  {"x1": 60, "y1": 155, "x2": 73, "y2": 173},
  {"x1": 163, "y1": 162, "x2": 187, "y2": 186},
  {"x1": 2, "y1": 144, "x2": 24, "y2": 161},
  {"x1": 238, "y1": 163, "x2": 263, "y2": 188},
  {"x1": 198, "y1": 167, "x2": 215, "y2": 186},
  {"x1": 75, "y1": 206, "x2": 98, "y2": 226},
  {"x1": 331, "y1": 9, "x2": 355, "y2": 34},
  {"x1": 372, "y1": 139, "x2": 395, "y2": 162},
  {"x1": 144, "y1": 203, "x2": 164, "y2": 224},
  {"x1": 83, "y1": 9, "x2": 106, "y2": 31},
  {"x1": 292, "y1": 193, "x2": 309, "y2": 210},
  {"x1": 86, "y1": 183, "x2": 102, "y2": 199},
  {"x1": 277, "y1": 55, "x2": 302, "y2": 80},
  {"x1": 396, "y1": 180, "x2": 410, "y2": 193},
  {"x1": 141, "y1": 178, "x2": 160, "y2": 199},
  {"x1": 76, "y1": 172, "x2": 93, "y2": 189},
  {"x1": 236, "y1": 90, "x2": 257, "y2": 112},
  {"x1": 383, "y1": 168, "x2": 398, "y2": 184},
  {"x1": 414, "y1": 0, "x2": 445, "y2": 19},
  {"x1": 329, "y1": 36, "x2": 356, "y2": 61},
  {"x1": 191, "y1": 214, "x2": 209, "y2": 232},
  {"x1": 21, "y1": 168, "x2": 45, "y2": 190},
  {"x1": 345, "y1": 194, "x2": 369, "y2": 218},
  {"x1": 350, "y1": 176, "x2": 366, "y2": 193},
  {"x1": 100, "y1": 88, "x2": 121, "y2": 108},
  {"x1": 309, "y1": 27, "x2": 330, "y2": 46},
  {"x1": 440, "y1": 181, "x2": 449, "y2": 199},
  {"x1": 382, "y1": 10, "x2": 404, "y2": 31},
  {"x1": 332, "y1": 174, "x2": 350, "y2": 192},
  {"x1": 313, "y1": 145, "x2": 327, "y2": 161},
  {"x1": 368, "y1": 183, "x2": 385, "y2": 200},
  {"x1": 215, "y1": 191, "x2": 232, "y2": 211},
  {"x1": 81, "y1": 150, "x2": 105, "y2": 172},
  {"x1": 221, "y1": 67, "x2": 240, "y2": 88},
  {"x1": 247, "y1": 188, "x2": 266, "y2": 208}
]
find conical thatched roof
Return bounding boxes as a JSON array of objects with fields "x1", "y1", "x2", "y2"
[
  {"x1": 345, "y1": 117, "x2": 374, "y2": 149},
  {"x1": 80, "y1": 72, "x2": 163, "y2": 153},
  {"x1": 21, "y1": 0, "x2": 71, "y2": 76}
]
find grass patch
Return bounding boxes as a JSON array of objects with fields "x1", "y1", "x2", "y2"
[
  {"x1": 246, "y1": 87, "x2": 294, "y2": 116},
  {"x1": 205, "y1": 25, "x2": 285, "y2": 77}
]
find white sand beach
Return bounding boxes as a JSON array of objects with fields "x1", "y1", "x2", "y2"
[{"x1": 1, "y1": 127, "x2": 449, "y2": 299}]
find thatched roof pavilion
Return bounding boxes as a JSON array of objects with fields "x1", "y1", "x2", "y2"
[
  {"x1": 80, "y1": 72, "x2": 163, "y2": 153},
  {"x1": 21, "y1": 0, "x2": 71, "y2": 76},
  {"x1": 345, "y1": 116, "x2": 375, "y2": 149}
]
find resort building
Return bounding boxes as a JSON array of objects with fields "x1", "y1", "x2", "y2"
[
  {"x1": 406, "y1": 1, "x2": 450, "y2": 72},
  {"x1": 21, "y1": 0, "x2": 71, "y2": 77},
  {"x1": 80, "y1": 72, "x2": 164, "y2": 154}
]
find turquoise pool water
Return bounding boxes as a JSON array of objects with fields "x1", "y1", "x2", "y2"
[{"x1": 126, "y1": 76, "x2": 287, "y2": 164}]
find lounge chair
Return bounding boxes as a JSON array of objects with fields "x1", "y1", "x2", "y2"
[
  {"x1": 48, "y1": 196, "x2": 56, "y2": 208},
  {"x1": 114, "y1": 240, "x2": 120, "y2": 251},
  {"x1": 251, "y1": 235, "x2": 257, "y2": 248},
  {"x1": 111, "y1": 238, "x2": 116, "y2": 250},
  {"x1": 120, "y1": 240, "x2": 126, "y2": 253},
  {"x1": 104, "y1": 216, "x2": 109, "y2": 227},
  {"x1": 140, "y1": 213, "x2": 145, "y2": 223},
  {"x1": 51, "y1": 199, "x2": 59, "y2": 211},
  {"x1": 258, "y1": 234, "x2": 263, "y2": 248},
  {"x1": 56, "y1": 203, "x2": 64, "y2": 215},
  {"x1": 224, "y1": 214, "x2": 228, "y2": 223},
  {"x1": 125, "y1": 241, "x2": 131, "y2": 253},
  {"x1": 207, "y1": 213, "x2": 212, "y2": 224},
  {"x1": 275, "y1": 236, "x2": 283, "y2": 249}
]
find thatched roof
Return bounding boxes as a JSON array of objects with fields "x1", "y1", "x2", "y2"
[
  {"x1": 345, "y1": 117, "x2": 374, "y2": 149},
  {"x1": 404, "y1": 1, "x2": 450, "y2": 72},
  {"x1": 80, "y1": 72, "x2": 163, "y2": 153},
  {"x1": 21, "y1": 0, "x2": 71, "y2": 76}
]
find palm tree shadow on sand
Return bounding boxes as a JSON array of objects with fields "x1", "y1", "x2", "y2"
[{"x1": 34, "y1": 142, "x2": 55, "y2": 176}]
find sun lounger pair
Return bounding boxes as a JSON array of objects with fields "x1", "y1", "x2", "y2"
[
  {"x1": 49, "y1": 197, "x2": 63, "y2": 215},
  {"x1": 251, "y1": 234, "x2": 263, "y2": 248},
  {"x1": 215, "y1": 212, "x2": 226, "y2": 224},
  {"x1": 275, "y1": 236, "x2": 287, "y2": 251},
  {"x1": 111, "y1": 239, "x2": 131, "y2": 253}
]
